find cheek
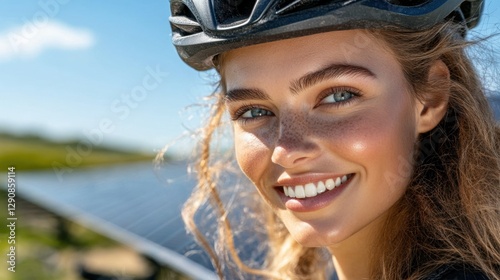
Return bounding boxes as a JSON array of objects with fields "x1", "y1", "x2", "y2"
[
  {"x1": 311, "y1": 103, "x2": 417, "y2": 188},
  {"x1": 336, "y1": 106, "x2": 417, "y2": 191},
  {"x1": 234, "y1": 128, "x2": 275, "y2": 185},
  {"x1": 303, "y1": 112, "x2": 376, "y2": 158}
]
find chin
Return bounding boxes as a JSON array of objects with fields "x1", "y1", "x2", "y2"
[{"x1": 284, "y1": 220, "x2": 350, "y2": 248}]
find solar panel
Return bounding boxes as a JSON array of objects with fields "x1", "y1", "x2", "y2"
[{"x1": 14, "y1": 161, "x2": 217, "y2": 280}]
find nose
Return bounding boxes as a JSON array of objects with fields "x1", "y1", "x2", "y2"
[{"x1": 271, "y1": 117, "x2": 321, "y2": 168}]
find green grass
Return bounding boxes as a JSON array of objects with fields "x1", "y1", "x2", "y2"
[{"x1": 0, "y1": 132, "x2": 155, "y2": 171}]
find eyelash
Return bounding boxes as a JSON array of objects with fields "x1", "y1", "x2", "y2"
[
  {"x1": 231, "y1": 87, "x2": 362, "y2": 123},
  {"x1": 315, "y1": 86, "x2": 361, "y2": 108},
  {"x1": 231, "y1": 104, "x2": 272, "y2": 123}
]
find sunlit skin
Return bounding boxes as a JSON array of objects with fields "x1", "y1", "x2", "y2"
[{"x1": 222, "y1": 30, "x2": 449, "y2": 279}]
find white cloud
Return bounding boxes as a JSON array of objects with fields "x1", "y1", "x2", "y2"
[{"x1": 0, "y1": 21, "x2": 95, "y2": 61}]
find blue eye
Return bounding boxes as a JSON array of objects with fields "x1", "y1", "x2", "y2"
[
  {"x1": 321, "y1": 90, "x2": 354, "y2": 104},
  {"x1": 240, "y1": 107, "x2": 274, "y2": 119}
]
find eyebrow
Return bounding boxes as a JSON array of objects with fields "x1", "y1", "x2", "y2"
[
  {"x1": 289, "y1": 64, "x2": 375, "y2": 94},
  {"x1": 224, "y1": 88, "x2": 271, "y2": 102},
  {"x1": 225, "y1": 63, "x2": 375, "y2": 102}
]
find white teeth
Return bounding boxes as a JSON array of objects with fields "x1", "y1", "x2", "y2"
[
  {"x1": 335, "y1": 177, "x2": 341, "y2": 187},
  {"x1": 304, "y1": 183, "x2": 317, "y2": 197},
  {"x1": 317, "y1": 181, "x2": 326, "y2": 194},
  {"x1": 325, "y1": 178, "x2": 335, "y2": 190},
  {"x1": 295, "y1": 185, "x2": 305, "y2": 198},
  {"x1": 283, "y1": 175, "x2": 351, "y2": 199}
]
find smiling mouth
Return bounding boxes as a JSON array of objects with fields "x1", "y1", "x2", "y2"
[{"x1": 281, "y1": 174, "x2": 354, "y2": 199}]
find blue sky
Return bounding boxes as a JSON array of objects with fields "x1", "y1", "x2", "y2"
[{"x1": 0, "y1": 1, "x2": 499, "y2": 154}]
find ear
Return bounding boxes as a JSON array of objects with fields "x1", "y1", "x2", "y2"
[{"x1": 415, "y1": 60, "x2": 451, "y2": 134}]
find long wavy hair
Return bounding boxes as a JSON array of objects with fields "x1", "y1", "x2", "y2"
[{"x1": 179, "y1": 22, "x2": 500, "y2": 279}]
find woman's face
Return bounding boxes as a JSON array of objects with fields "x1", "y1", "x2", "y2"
[{"x1": 223, "y1": 30, "x2": 420, "y2": 247}]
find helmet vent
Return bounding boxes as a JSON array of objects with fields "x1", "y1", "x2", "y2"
[
  {"x1": 170, "y1": 2, "x2": 202, "y2": 35},
  {"x1": 386, "y1": 0, "x2": 430, "y2": 6},
  {"x1": 275, "y1": 0, "x2": 349, "y2": 16},
  {"x1": 213, "y1": 0, "x2": 258, "y2": 26}
]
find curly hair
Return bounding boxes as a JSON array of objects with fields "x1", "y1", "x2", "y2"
[{"x1": 180, "y1": 22, "x2": 500, "y2": 279}]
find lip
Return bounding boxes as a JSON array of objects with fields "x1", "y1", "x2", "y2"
[{"x1": 275, "y1": 173, "x2": 355, "y2": 212}]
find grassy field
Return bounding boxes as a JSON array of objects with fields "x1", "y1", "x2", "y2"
[{"x1": 0, "y1": 132, "x2": 155, "y2": 171}]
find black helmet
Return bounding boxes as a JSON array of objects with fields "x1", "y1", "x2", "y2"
[{"x1": 169, "y1": 0, "x2": 484, "y2": 70}]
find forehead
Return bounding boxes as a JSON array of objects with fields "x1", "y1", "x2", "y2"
[{"x1": 222, "y1": 29, "x2": 399, "y2": 89}]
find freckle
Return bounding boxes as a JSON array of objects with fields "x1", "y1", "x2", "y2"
[
  {"x1": 306, "y1": 113, "x2": 371, "y2": 154},
  {"x1": 277, "y1": 112, "x2": 313, "y2": 151}
]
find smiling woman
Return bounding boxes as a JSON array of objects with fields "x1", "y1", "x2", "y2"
[
  {"x1": 168, "y1": 1, "x2": 500, "y2": 279},
  {"x1": 223, "y1": 30, "x2": 422, "y2": 250}
]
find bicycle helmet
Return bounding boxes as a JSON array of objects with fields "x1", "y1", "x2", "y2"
[{"x1": 169, "y1": 0, "x2": 484, "y2": 70}]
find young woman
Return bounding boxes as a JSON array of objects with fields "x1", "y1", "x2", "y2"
[{"x1": 169, "y1": 0, "x2": 500, "y2": 279}]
